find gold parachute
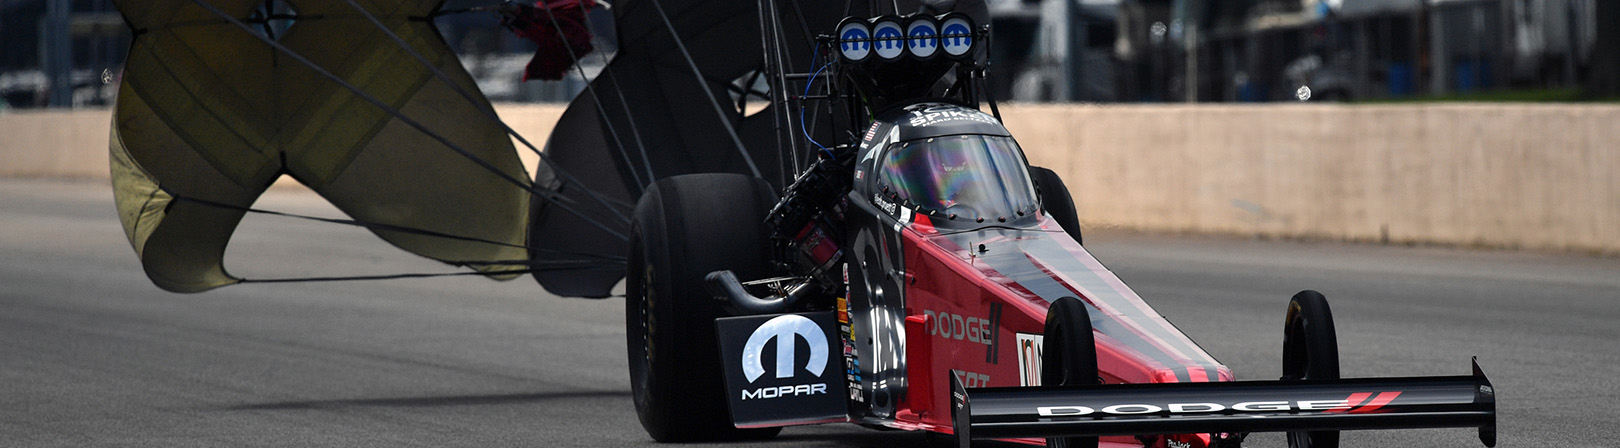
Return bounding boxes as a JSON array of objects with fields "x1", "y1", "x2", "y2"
[
  {"x1": 109, "y1": 0, "x2": 868, "y2": 297},
  {"x1": 111, "y1": 0, "x2": 531, "y2": 292}
]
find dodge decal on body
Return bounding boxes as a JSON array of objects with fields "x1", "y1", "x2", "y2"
[
  {"x1": 1035, "y1": 392, "x2": 1408, "y2": 417},
  {"x1": 921, "y1": 310, "x2": 991, "y2": 344}
]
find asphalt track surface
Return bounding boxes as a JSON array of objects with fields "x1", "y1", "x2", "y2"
[{"x1": 2, "y1": 178, "x2": 1616, "y2": 447}]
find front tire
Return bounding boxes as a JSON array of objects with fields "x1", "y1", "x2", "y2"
[
  {"x1": 1042, "y1": 297, "x2": 1099, "y2": 448},
  {"x1": 1030, "y1": 166, "x2": 1082, "y2": 245},
  {"x1": 626, "y1": 173, "x2": 781, "y2": 442},
  {"x1": 1282, "y1": 290, "x2": 1340, "y2": 448}
]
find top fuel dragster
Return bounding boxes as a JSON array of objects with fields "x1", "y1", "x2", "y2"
[
  {"x1": 97, "y1": 1, "x2": 1497, "y2": 446},
  {"x1": 622, "y1": 6, "x2": 1495, "y2": 448}
]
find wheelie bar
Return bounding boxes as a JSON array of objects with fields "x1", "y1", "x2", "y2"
[{"x1": 950, "y1": 358, "x2": 1496, "y2": 447}]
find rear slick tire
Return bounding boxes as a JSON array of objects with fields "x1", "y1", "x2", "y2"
[
  {"x1": 626, "y1": 174, "x2": 782, "y2": 442},
  {"x1": 1041, "y1": 297, "x2": 1099, "y2": 448},
  {"x1": 1282, "y1": 290, "x2": 1340, "y2": 448}
]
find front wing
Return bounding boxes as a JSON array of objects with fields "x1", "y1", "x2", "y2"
[{"x1": 951, "y1": 359, "x2": 1496, "y2": 447}]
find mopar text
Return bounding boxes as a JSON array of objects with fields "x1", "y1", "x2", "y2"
[{"x1": 743, "y1": 383, "x2": 829, "y2": 400}]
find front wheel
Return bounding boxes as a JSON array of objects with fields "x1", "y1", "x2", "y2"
[
  {"x1": 1029, "y1": 166, "x2": 1082, "y2": 245},
  {"x1": 626, "y1": 173, "x2": 781, "y2": 442},
  {"x1": 1282, "y1": 290, "x2": 1340, "y2": 448},
  {"x1": 1042, "y1": 297, "x2": 1099, "y2": 448}
]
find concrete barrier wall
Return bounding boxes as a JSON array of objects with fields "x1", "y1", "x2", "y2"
[
  {"x1": 3, "y1": 103, "x2": 1615, "y2": 254},
  {"x1": 1000, "y1": 104, "x2": 1619, "y2": 254},
  {"x1": 0, "y1": 109, "x2": 113, "y2": 179},
  {"x1": 0, "y1": 105, "x2": 566, "y2": 188}
]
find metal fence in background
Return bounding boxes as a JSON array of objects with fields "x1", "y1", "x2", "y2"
[{"x1": 0, "y1": 0, "x2": 1614, "y2": 110}]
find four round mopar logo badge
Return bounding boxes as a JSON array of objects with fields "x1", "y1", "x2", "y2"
[
  {"x1": 837, "y1": 18, "x2": 871, "y2": 62},
  {"x1": 940, "y1": 14, "x2": 974, "y2": 58},
  {"x1": 834, "y1": 13, "x2": 977, "y2": 63},
  {"x1": 905, "y1": 17, "x2": 939, "y2": 59},
  {"x1": 870, "y1": 17, "x2": 905, "y2": 60}
]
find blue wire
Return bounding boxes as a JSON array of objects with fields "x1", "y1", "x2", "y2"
[{"x1": 801, "y1": 46, "x2": 833, "y2": 157}]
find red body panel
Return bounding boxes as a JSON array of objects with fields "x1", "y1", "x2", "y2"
[{"x1": 890, "y1": 214, "x2": 1233, "y2": 447}]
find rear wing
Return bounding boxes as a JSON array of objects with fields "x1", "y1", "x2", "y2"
[{"x1": 951, "y1": 358, "x2": 1496, "y2": 447}]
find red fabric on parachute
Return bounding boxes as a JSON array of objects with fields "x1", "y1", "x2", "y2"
[{"x1": 504, "y1": 0, "x2": 597, "y2": 81}]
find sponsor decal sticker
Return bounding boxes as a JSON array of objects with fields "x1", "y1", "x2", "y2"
[
  {"x1": 872, "y1": 20, "x2": 904, "y2": 60},
  {"x1": 1016, "y1": 332, "x2": 1043, "y2": 386},
  {"x1": 845, "y1": 357, "x2": 864, "y2": 402},
  {"x1": 838, "y1": 21, "x2": 871, "y2": 61},
  {"x1": 836, "y1": 284, "x2": 864, "y2": 404},
  {"x1": 716, "y1": 312, "x2": 848, "y2": 427},
  {"x1": 742, "y1": 315, "x2": 828, "y2": 381},
  {"x1": 940, "y1": 16, "x2": 973, "y2": 57},
  {"x1": 905, "y1": 19, "x2": 938, "y2": 58},
  {"x1": 922, "y1": 310, "x2": 992, "y2": 345},
  {"x1": 1034, "y1": 391, "x2": 1408, "y2": 417},
  {"x1": 907, "y1": 106, "x2": 999, "y2": 127},
  {"x1": 874, "y1": 194, "x2": 898, "y2": 215}
]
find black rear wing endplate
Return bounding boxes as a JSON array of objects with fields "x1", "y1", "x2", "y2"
[{"x1": 951, "y1": 358, "x2": 1496, "y2": 447}]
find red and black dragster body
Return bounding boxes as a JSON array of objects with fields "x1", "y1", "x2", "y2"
[
  {"x1": 827, "y1": 102, "x2": 1489, "y2": 448},
  {"x1": 622, "y1": 9, "x2": 1495, "y2": 448},
  {"x1": 835, "y1": 102, "x2": 1230, "y2": 447}
]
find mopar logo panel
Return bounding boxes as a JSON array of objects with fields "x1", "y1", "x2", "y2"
[{"x1": 717, "y1": 312, "x2": 848, "y2": 427}]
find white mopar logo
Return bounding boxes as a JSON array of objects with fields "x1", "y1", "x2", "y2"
[
  {"x1": 872, "y1": 21, "x2": 905, "y2": 60},
  {"x1": 841, "y1": 28, "x2": 870, "y2": 51},
  {"x1": 941, "y1": 18, "x2": 973, "y2": 57},
  {"x1": 907, "y1": 21, "x2": 938, "y2": 58},
  {"x1": 742, "y1": 315, "x2": 829, "y2": 382},
  {"x1": 742, "y1": 383, "x2": 829, "y2": 400},
  {"x1": 839, "y1": 23, "x2": 871, "y2": 61}
]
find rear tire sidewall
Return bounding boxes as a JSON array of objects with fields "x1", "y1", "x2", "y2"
[
  {"x1": 1041, "y1": 297, "x2": 1099, "y2": 448},
  {"x1": 626, "y1": 174, "x2": 781, "y2": 442},
  {"x1": 1283, "y1": 290, "x2": 1340, "y2": 448}
]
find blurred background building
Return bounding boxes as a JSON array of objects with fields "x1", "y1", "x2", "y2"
[{"x1": 1, "y1": 0, "x2": 1614, "y2": 109}]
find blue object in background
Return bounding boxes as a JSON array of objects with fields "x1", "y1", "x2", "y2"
[
  {"x1": 1454, "y1": 58, "x2": 1493, "y2": 93},
  {"x1": 1237, "y1": 82, "x2": 1267, "y2": 102},
  {"x1": 1387, "y1": 62, "x2": 1413, "y2": 97}
]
